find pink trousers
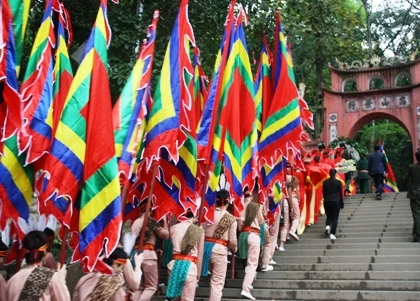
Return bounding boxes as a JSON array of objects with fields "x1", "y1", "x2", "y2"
[
  {"x1": 289, "y1": 196, "x2": 300, "y2": 234},
  {"x1": 133, "y1": 259, "x2": 158, "y2": 301},
  {"x1": 242, "y1": 232, "x2": 260, "y2": 291},
  {"x1": 280, "y1": 201, "x2": 290, "y2": 242},
  {"x1": 269, "y1": 213, "x2": 280, "y2": 259},
  {"x1": 209, "y1": 253, "x2": 227, "y2": 301},
  {"x1": 261, "y1": 224, "x2": 272, "y2": 268}
]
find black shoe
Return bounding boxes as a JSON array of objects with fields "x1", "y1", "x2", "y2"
[
  {"x1": 412, "y1": 239, "x2": 420, "y2": 243},
  {"x1": 376, "y1": 194, "x2": 381, "y2": 200}
]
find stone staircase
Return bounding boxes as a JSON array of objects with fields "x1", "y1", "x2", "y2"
[{"x1": 155, "y1": 193, "x2": 420, "y2": 300}]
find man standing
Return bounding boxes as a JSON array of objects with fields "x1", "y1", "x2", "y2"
[
  {"x1": 202, "y1": 189, "x2": 237, "y2": 301},
  {"x1": 368, "y1": 145, "x2": 388, "y2": 200},
  {"x1": 407, "y1": 149, "x2": 420, "y2": 243}
]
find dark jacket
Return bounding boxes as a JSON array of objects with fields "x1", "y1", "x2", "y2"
[
  {"x1": 407, "y1": 163, "x2": 420, "y2": 200},
  {"x1": 368, "y1": 151, "x2": 387, "y2": 176},
  {"x1": 322, "y1": 177, "x2": 344, "y2": 208}
]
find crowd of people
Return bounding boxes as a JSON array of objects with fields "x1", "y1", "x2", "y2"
[{"x1": 0, "y1": 142, "x2": 406, "y2": 301}]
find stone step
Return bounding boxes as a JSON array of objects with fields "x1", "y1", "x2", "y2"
[
  {"x1": 193, "y1": 279, "x2": 420, "y2": 291},
  {"x1": 158, "y1": 270, "x2": 420, "y2": 281},
  {"x1": 193, "y1": 288, "x2": 420, "y2": 301},
  {"x1": 255, "y1": 262, "x2": 420, "y2": 272}
]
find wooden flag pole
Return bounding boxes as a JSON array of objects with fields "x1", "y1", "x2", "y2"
[
  {"x1": 59, "y1": 227, "x2": 69, "y2": 266},
  {"x1": 137, "y1": 163, "x2": 158, "y2": 253},
  {"x1": 231, "y1": 253, "x2": 235, "y2": 279}
]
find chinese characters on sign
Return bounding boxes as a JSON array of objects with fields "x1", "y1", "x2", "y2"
[
  {"x1": 329, "y1": 124, "x2": 338, "y2": 143},
  {"x1": 345, "y1": 99, "x2": 359, "y2": 112},
  {"x1": 362, "y1": 98, "x2": 376, "y2": 111},
  {"x1": 395, "y1": 94, "x2": 410, "y2": 108},
  {"x1": 378, "y1": 96, "x2": 393, "y2": 109}
]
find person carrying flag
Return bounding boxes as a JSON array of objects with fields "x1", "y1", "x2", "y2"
[
  {"x1": 202, "y1": 189, "x2": 237, "y2": 301},
  {"x1": 6, "y1": 231, "x2": 70, "y2": 301},
  {"x1": 73, "y1": 245, "x2": 144, "y2": 300},
  {"x1": 238, "y1": 190, "x2": 264, "y2": 300},
  {"x1": 407, "y1": 148, "x2": 420, "y2": 243},
  {"x1": 131, "y1": 204, "x2": 169, "y2": 301},
  {"x1": 166, "y1": 210, "x2": 204, "y2": 301},
  {"x1": 368, "y1": 145, "x2": 388, "y2": 200}
]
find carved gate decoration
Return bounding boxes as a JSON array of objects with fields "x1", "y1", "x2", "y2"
[{"x1": 322, "y1": 55, "x2": 420, "y2": 153}]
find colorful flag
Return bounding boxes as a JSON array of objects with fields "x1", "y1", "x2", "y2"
[
  {"x1": 259, "y1": 11, "x2": 302, "y2": 168},
  {"x1": 0, "y1": 135, "x2": 33, "y2": 231},
  {"x1": 113, "y1": 11, "x2": 158, "y2": 185},
  {"x1": 18, "y1": 0, "x2": 56, "y2": 164},
  {"x1": 192, "y1": 47, "x2": 207, "y2": 125},
  {"x1": 130, "y1": 1, "x2": 199, "y2": 220},
  {"x1": 0, "y1": 0, "x2": 22, "y2": 152},
  {"x1": 221, "y1": 11, "x2": 257, "y2": 212},
  {"x1": 196, "y1": 1, "x2": 236, "y2": 222},
  {"x1": 9, "y1": 0, "x2": 30, "y2": 75},
  {"x1": 39, "y1": 0, "x2": 121, "y2": 272},
  {"x1": 254, "y1": 34, "x2": 272, "y2": 140},
  {"x1": 52, "y1": 14, "x2": 74, "y2": 138},
  {"x1": 142, "y1": 0, "x2": 195, "y2": 167},
  {"x1": 378, "y1": 140, "x2": 399, "y2": 193}
]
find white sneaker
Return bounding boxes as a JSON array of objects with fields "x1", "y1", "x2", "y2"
[
  {"x1": 269, "y1": 259, "x2": 277, "y2": 265},
  {"x1": 241, "y1": 290, "x2": 256, "y2": 300},
  {"x1": 261, "y1": 265, "x2": 274, "y2": 272},
  {"x1": 330, "y1": 234, "x2": 337, "y2": 240},
  {"x1": 325, "y1": 225, "x2": 331, "y2": 235},
  {"x1": 249, "y1": 285, "x2": 253, "y2": 290},
  {"x1": 289, "y1": 231, "x2": 299, "y2": 241},
  {"x1": 279, "y1": 247, "x2": 286, "y2": 251}
]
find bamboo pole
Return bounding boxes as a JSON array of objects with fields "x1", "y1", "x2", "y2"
[
  {"x1": 59, "y1": 227, "x2": 69, "y2": 266},
  {"x1": 137, "y1": 163, "x2": 158, "y2": 253}
]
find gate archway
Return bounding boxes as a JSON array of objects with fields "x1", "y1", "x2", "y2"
[{"x1": 322, "y1": 57, "x2": 420, "y2": 156}]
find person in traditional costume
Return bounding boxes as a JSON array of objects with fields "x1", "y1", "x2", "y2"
[
  {"x1": 260, "y1": 203, "x2": 274, "y2": 272},
  {"x1": 238, "y1": 191, "x2": 264, "y2": 300},
  {"x1": 166, "y1": 210, "x2": 204, "y2": 301},
  {"x1": 287, "y1": 175, "x2": 300, "y2": 241},
  {"x1": 0, "y1": 239, "x2": 7, "y2": 301},
  {"x1": 202, "y1": 189, "x2": 237, "y2": 301},
  {"x1": 6, "y1": 230, "x2": 70, "y2": 301},
  {"x1": 73, "y1": 234, "x2": 144, "y2": 301},
  {"x1": 131, "y1": 204, "x2": 169, "y2": 300}
]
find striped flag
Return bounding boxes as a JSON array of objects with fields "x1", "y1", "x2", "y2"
[
  {"x1": 18, "y1": 0, "x2": 55, "y2": 164},
  {"x1": 378, "y1": 140, "x2": 399, "y2": 193},
  {"x1": 196, "y1": 1, "x2": 236, "y2": 222},
  {"x1": 0, "y1": 0, "x2": 22, "y2": 152},
  {"x1": 0, "y1": 135, "x2": 33, "y2": 232},
  {"x1": 254, "y1": 34, "x2": 272, "y2": 140},
  {"x1": 39, "y1": 0, "x2": 122, "y2": 272},
  {"x1": 192, "y1": 47, "x2": 208, "y2": 126},
  {"x1": 142, "y1": 0, "x2": 196, "y2": 167},
  {"x1": 9, "y1": 0, "x2": 30, "y2": 76},
  {"x1": 222, "y1": 11, "x2": 257, "y2": 212},
  {"x1": 259, "y1": 11, "x2": 302, "y2": 168},
  {"x1": 52, "y1": 14, "x2": 74, "y2": 137},
  {"x1": 112, "y1": 11, "x2": 158, "y2": 185},
  {"x1": 130, "y1": 1, "x2": 199, "y2": 220}
]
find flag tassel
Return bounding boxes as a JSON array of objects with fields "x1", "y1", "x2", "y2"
[{"x1": 137, "y1": 163, "x2": 158, "y2": 253}]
